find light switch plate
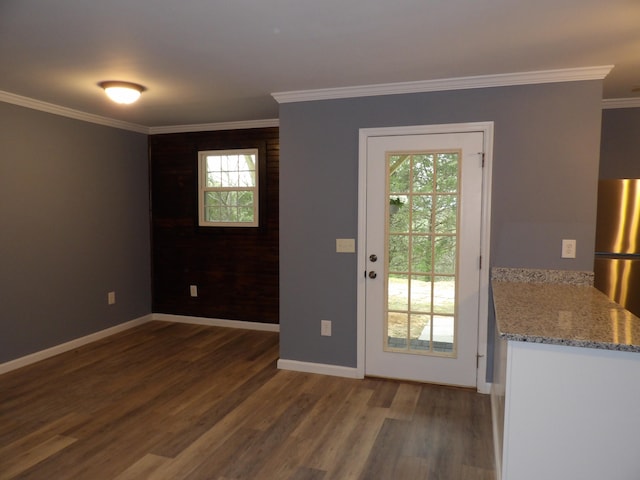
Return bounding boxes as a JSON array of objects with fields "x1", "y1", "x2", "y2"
[
  {"x1": 321, "y1": 319, "x2": 332, "y2": 336},
  {"x1": 336, "y1": 238, "x2": 356, "y2": 253}
]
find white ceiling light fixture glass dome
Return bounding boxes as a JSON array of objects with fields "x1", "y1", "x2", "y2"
[{"x1": 98, "y1": 81, "x2": 146, "y2": 104}]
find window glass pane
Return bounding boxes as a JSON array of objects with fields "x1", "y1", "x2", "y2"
[
  {"x1": 389, "y1": 196, "x2": 409, "y2": 233},
  {"x1": 411, "y1": 194, "x2": 432, "y2": 233},
  {"x1": 411, "y1": 236, "x2": 432, "y2": 274},
  {"x1": 387, "y1": 312, "x2": 408, "y2": 350},
  {"x1": 226, "y1": 155, "x2": 239, "y2": 172},
  {"x1": 412, "y1": 154, "x2": 434, "y2": 193},
  {"x1": 410, "y1": 275, "x2": 432, "y2": 312},
  {"x1": 204, "y1": 191, "x2": 216, "y2": 207},
  {"x1": 237, "y1": 191, "x2": 253, "y2": 207},
  {"x1": 388, "y1": 274, "x2": 409, "y2": 311},
  {"x1": 241, "y1": 170, "x2": 256, "y2": 187},
  {"x1": 433, "y1": 315, "x2": 454, "y2": 353},
  {"x1": 205, "y1": 191, "x2": 227, "y2": 207},
  {"x1": 206, "y1": 173, "x2": 220, "y2": 189},
  {"x1": 435, "y1": 194, "x2": 457, "y2": 234},
  {"x1": 410, "y1": 314, "x2": 431, "y2": 352},
  {"x1": 228, "y1": 170, "x2": 240, "y2": 188},
  {"x1": 205, "y1": 153, "x2": 256, "y2": 188},
  {"x1": 205, "y1": 206, "x2": 220, "y2": 222},
  {"x1": 199, "y1": 149, "x2": 258, "y2": 226},
  {"x1": 389, "y1": 155, "x2": 410, "y2": 193},
  {"x1": 207, "y1": 206, "x2": 233, "y2": 222},
  {"x1": 433, "y1": 276, "x2": 455, "y2": 314},
  {"x1": 436, "y1": 153, "x2": 458, "y2": 192},
  {"x1": 388, "y1": 235, "x2": 409, "y2": 271},
  {"x1": 434, "y1": 235, "x2": 456, "y2": 274},
  {"x1": 238, "y1": 206, "x2": 254, "y2": 222},
  {"x1": 220, "y1": 155, "x2": 229, "y2": 171}
]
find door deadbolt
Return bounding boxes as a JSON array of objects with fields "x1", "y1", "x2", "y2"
[
  {"x1": 369, "y1": 254, "x2": 378, "y2": 262},
  {"x1": 368, "y1": 271, "x2": 377, "y2": 279}
]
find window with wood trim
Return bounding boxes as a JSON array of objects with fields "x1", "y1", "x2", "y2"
[{"x1": 198, "y1": 149, "x2": 259, "y2": 227}]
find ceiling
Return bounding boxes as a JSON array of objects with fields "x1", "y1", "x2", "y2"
[{"x1": 1, "y1": 0, "x2": 639, "y2": 129}]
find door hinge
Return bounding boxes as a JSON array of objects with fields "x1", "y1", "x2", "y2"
[
  {"x1": 477, "y1": 353, "x2": 485, "y2": 368},
  {"x1": 480, "y1": 152, "x2": 485, "y2": 167},
  {"x1": 479, "y1": 255, "x2": 482, "y2": 269}
]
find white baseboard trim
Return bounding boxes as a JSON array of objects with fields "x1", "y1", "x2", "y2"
[
  {"x1": 277, "y1": 359, "x2": 363, "y2": 379},
  {"x1": 0, "y1": 314, "x2": 153, "y2": 375},
  {"x1": 152, "y1": 313, "x2": 280, "y2": 332},
  {"x1": 0, "y1": 314, "x2": 279, "y2": 375}
]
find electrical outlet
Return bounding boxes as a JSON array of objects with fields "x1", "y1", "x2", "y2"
[
  {"x1": 321, "y1": 319, "x2": 332, "y2": 336},
  {"x1": 561, "y1": 239, "x2": 576, "y2": 259},
  {"x1": 108, "y1": 291, "x2": 116, "y2": 305},
  {"x1": 190, "y1": 285, "x2": 198, "y2": 297}
]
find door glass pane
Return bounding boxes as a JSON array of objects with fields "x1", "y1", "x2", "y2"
[
  {"x1": 389, "y1": 155, "x2": 411, "y2": 193},
  {"x1": 410, "y1": 275, "x2": 431, "y2": 312},
  {"x1": 385, "y1": 150, "x2": 460, "y2": 356},
  {"x1": 410, "y1": 314, "x2": 431, "y2": 352},
  {"x1": 433, "y1": 276, "x2": 455, "y2": 314},
  {"x1": 387, "y1": 312, "x2": 408, "y2": 349},
  {"x1": 389, "y1": 196, "x2": 409, "y2": 233},
  {"x1": 412, "y1": 155, "x2": 434, "y2": 192},
  {"x1": 411, "y1": 236, "x2": 432, "y2": 273},
  {"x1": 433, "y1": 315, "x2": 455, "y2": 353},
  {"x1": 435, "y1": 195, "x2": 457, "y2": 233},
  {"x1": 434, "y1": 236, "x2": 456, "y2": 274},
  {"x1": 411, "y1": 194, "x2": 433, "y2": 233},
  {"x1": 389, "y1": 235, "x2": 409, "y2": 271},
  {"x1": 388, "y1": 275, "x2": 409, "y2": 311},
  {"x1": 436, "y1": 153, "x2": 458, "y2": 192}
]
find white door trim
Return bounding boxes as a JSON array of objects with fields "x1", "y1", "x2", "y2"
[{"x1": 357, "y1": 122, "x2": 494, "y2": 393}]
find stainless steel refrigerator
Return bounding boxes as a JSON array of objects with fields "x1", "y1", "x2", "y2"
[{"x1": 594, "y1": 179, "x2": 640, "y2": 317}]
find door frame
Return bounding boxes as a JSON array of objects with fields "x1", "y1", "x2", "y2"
[{"x1": 356, "y1": 122, "x2": 494, "y2": 393}]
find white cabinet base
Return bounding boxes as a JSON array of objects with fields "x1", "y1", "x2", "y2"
[{"x1": 494, "y1": 340, "x2": 640, "y2": 480}]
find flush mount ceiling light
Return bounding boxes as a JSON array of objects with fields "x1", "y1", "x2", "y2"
[{"x1": 98, "y1": 81, "x2": 146, "y2": 104}]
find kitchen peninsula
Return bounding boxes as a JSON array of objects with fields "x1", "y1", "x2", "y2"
[{"x1": 491, "y1": 268, "x2": 640, "y2": 480}]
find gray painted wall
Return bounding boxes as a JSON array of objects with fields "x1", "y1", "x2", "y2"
[
  {"x1": 0, "y1": 103, "x2": 151, "y2": 363},
  {"x1": 600, "y1": 107, "x2": 640, "y2": 179},
  {"x1": 279, "y1": 80, "x2": 603, "y2": 371}
]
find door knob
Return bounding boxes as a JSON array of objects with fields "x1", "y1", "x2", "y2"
[
  {"x1": 369, "y1": 254, "x2": 378, "y2": 262},
  {"x1": 368, "y1": 271, "x2": 377, "y2": 279}
]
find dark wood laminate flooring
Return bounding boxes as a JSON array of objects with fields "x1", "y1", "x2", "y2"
[{"x1": 0, "y1": 321, "x2": 495, "y2": 479}]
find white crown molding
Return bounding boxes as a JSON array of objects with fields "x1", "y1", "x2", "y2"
[
  {"x1": 601, "y1": 97, "x2": 640, "y2": 109},
  {"x1": 148, "y1": 118, "x2": 279, "y2": 135},
  {"x1": 2, "y1": 64, "x2": 621, "y2": 131},
  {"x1": 272, "y1": 65, "x2": 614, "y2": 104},
  {"x1": 0, "y1": 89, "x2": 279, "y2": 134},
  {"x1": 0, "y1": 90, "x2": 149, "y2": 134}
]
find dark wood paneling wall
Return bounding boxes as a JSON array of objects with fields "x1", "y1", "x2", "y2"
[{"x1": 149, "y1": 127, "x2": 279, "y2": 323}]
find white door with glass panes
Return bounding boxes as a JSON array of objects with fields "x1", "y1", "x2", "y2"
[{"x1": 364, "y1": 130, "x2": 484, "y2": 387}]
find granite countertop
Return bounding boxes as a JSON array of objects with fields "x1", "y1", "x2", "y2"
[{"x1": 492, "y1": 270, "x2": 640, "y2": 353}]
